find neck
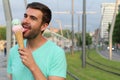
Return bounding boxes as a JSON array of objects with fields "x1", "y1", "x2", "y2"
[{"x1": 27, "y1": 36, "x2": 47, "y2": 51}]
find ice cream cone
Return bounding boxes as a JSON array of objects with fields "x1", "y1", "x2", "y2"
[
  {"x1": 14, "y1": 30, "x2": 24, "y2": 48},
  {"x1": 12, "y1": 24, "x2": 24, "y2": 48}
]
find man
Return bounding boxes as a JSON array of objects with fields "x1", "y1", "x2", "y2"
[{"x1": 7, "y1": 2, "x2": 67, "y2": 80}]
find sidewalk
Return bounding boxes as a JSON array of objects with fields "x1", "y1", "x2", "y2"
[{"x1": 0, "y1": 51, "x2": 8, "y2": 80}]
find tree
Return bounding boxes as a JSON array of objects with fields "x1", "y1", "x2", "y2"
[
  {"x1": 43, "y1": 32, "x2": 52, "y2": 38},
  {"x1": 57, "y1": 29, "x2": 92, "y2": 47},
  {"x1": 86, "y1": 33, "x2": 92, "y2": 46},
  {"x1": 75, "y1": 32, "x2": 82, "y2": 47},
  {"x1": 74, "y1": 32, "x2": 92, "y2": 47},
  {"x1": 106, "y1": 22, "x2": 111, "y2": 45},
  {"x1": 113, "y1": 12, "x2": 120, "y2": 44},
  {"x1": 0, "y1": 26, "x2": 6, "y2": 40},
  {"x1": 57, "y1": 29, "x2": 71, "y2": 39}
]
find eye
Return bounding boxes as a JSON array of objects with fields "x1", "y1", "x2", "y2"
[
  {"x1": 30, "y1": 16, "x2": 37, "y2": 21},
  {"x1": 24, "y1": 13, "x2": 27, "y2": 18}
]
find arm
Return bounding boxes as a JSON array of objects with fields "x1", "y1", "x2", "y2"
[
  {"x1": 30, "y1": 64, "x2": 65, "y2": 80},
  {"x1": 29, "y1": 62, "x2": 46, "y2": 80},
  {"x1": 8, "y1": 74, "x2": 12, "y2": 80},
  {"x1": 48, "y1": 76, "x2": 65, "y2": 80}
]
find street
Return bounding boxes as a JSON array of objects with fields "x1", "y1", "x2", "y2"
[
  {"x1": 98, "y1": 49, "x2": 120, "y2": 61},
  {"x1": 0, "y1": 51, "x2": 8, "y2": 80}
]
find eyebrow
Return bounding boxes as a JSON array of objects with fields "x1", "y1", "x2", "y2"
[{"x1": 24, "y1": 13, "x2": 38, "y2": 21}]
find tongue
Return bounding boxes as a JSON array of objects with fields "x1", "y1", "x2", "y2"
[{"x1": 23, "y1": 28, "x2": 28, "y2": 32}]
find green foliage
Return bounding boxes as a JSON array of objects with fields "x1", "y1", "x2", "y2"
[
  {"x1": 86, "y1": 33, "x2": 92, "y2": 46},
  {"x1": 75, "y1": 32, "x2": 92, "y2": 47},
  {"x1": 107, "y1": 22, "x2": 111, "y2": 33},
  {"x1": 0, "y1": 26, "x2": 6, "y2": 40},
  {"x1": 57, "y1": 29, "x2": 71, "y2": 39},
  {"x1": 113, "y1": 12, "x2": 120, "y2": 43},
  {"x1": 75, "y1": 32, "x2": 82, "y2": 47},
  {"x1": 57, "y1": 29, "x2": 92, "y2": 47},
  {"x1": 107, "y1": 12, "x2": 120, "y2": 44},
  {"x1": 43, "y1": 32, "x2": 51, "y2": 38}
]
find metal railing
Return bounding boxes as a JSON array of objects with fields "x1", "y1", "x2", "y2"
[{"x1": 67, "y1": 71, "x2": 80, "y2": 80}]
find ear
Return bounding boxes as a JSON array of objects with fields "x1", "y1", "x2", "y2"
[{"x1": 41, "y1": 23, "x2": 48, "y2": 31}]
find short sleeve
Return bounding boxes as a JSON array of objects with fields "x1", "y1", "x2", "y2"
[{"x1": 49, "y1": 49, "x2": 67, "y2": 78}]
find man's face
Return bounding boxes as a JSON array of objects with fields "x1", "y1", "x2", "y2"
[{"x1": 21, "y1": 8, "x2": 43, "y2": 39}]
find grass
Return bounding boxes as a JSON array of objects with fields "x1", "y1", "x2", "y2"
[{"x1": 66, "y1": 49, "x2": 120, "y2": 80}]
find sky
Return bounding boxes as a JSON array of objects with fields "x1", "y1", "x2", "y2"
[{"x1": 0, "y1": 0, "x2": 115, "y2": 32}]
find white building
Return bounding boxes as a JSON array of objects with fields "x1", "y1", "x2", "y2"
[
  {"x1": 43, "y1": 29, "x2": 72, "y2": 49},
  {"x1": 100, "y1": 1, "x2": 120, "y2": 42},
  {"x1": 100, "y1": 3, "x2": 115, "y2": 41}
]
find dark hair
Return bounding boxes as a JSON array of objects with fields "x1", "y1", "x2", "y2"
[{"x1": 27, "y1": 2, "x2": 52, "y2": 24}]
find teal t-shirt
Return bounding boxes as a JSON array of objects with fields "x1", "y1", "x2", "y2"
[{"x1": 7, "y1": 40, "x2": 67, "y2": 80}]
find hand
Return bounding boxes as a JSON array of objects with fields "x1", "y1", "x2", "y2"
[{"x1": 18, "y1": 48, "x2": 36, "y2": 70}]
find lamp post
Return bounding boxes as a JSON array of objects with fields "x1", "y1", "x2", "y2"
[
  {"x1": 82, "y1": 0, "x2": 86, "y2": 68},
  {"x1": 2, "y1": 0, "x2": 12, "y2": 56},
  {"x1": 56, "y1": 20, "x2": 63, "y2": 36},
  {"x1": 24, "y1": 0, "x2": 27, "y2": 7},
  {"x1": 109, "y1": 0, "x2": 118, "y2": 60},
  {"x1": 77, "y1": 15, "x2": 80, "y2": 51},
  {"x1": 71, "y1": 0, "x2": 74, "y2": 55}
]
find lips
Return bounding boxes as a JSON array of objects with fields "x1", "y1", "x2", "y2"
[
  {"x1": 22, "y1": 24, "x2": 31, "y2": 33},
  {"x1": 23, "y1": 28, "x2": 28, "y2": 33}
]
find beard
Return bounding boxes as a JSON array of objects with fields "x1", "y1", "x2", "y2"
[{"x1": 23, "y1": 27, "x2": 41, "y2": 40}]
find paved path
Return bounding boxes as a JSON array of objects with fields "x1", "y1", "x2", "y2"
[
  {"x1": 98, "y1": 49, "x2": 120, "y2": 62},
  {"x1": 0, "y1": 51, "x2": 8, "y2": 80}
]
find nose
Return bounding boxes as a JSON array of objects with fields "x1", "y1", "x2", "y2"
[{"x1": 22, "y1": 17, "x2": 29, "y2": 24}]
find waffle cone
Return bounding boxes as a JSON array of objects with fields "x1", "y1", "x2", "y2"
[{"x1": 14, "y1": 31, "x2": 24, "y2": 48}]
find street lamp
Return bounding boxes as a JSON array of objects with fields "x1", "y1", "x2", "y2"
[
  {"x1": 71, "y1": 0, "x2": 74, "y2": 55},
  {"x1": 2, "y1": 0, "x2": 12, "y2": 56},
  {"x1": 56, "y1": 20, "x2": 63, "y2": 36},
  {"x1": 82, "y1": 0, "x2": 86, "y2": 68},
  {"x1": 24, "y1": 0, "x2": 27, "y2": 7},
  {"x1": 109, "y1": 0, "x2": 118, "y2": 60}
]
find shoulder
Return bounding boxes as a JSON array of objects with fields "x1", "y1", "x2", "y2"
[
  {"x1": 47, "y1": 40, "x2": 66, "y2": 60},
  {"x1": 46, "y1": 40, "x2": 64, "y2": 54}
]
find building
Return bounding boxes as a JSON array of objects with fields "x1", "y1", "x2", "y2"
[
  {"x1": 100, "y1": 3, "x2": 115, "y2": 41},
  {"x1": 43, "y1": 29, "x2": 72, "y2": 49},
  {"x1": 92, "y1": 28, "x2": 100, "y2": 46},
  {"x1": 100, "y1": 2, "x2": 120, "y2": 41}
]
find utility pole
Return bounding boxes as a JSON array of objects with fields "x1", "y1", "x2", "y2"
[
  {"x1": 78, "y1": 15, "x2": 80, "y2": 51},
  {"x1": 71, "y1": 0, "x2": 74, "y2": 55},
  {"x1": 78, "y1": 15, "x2": 80, "y2": 34},
  {"x1": 109, "y1": 0, "x2": 118, "y2": 60},
  {"x1": 24, "y1": 0, "x2": 27, "y2": 7},
  {"x1": 56, "y1": 20, "x2": 63, "y2": 36},
  {"x1": 2, "y1": 0, "x2": 12, "y2": 56},
  {"x1": 82, "y1": 0, "x2": 86, "y2": 68}
]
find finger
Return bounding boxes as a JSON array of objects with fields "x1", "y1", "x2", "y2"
[
  {"x1": 22, "y1": 58, "x2": 25, "y2": 62},
  {"x1": 18, "y1": 48, "x2": 28, "y2": 55},
  {"x1": 18, "y1": 48, "x2": 24, "y2": 51},
  {"x1": 19, "y1": 50, "x2": 25, "y2": 56},
  {"x1": 20, "y1": 54, "x2": 27, "y2": 59}
]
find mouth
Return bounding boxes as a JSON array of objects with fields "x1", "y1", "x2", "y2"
[
  {"x1": 22, "y1": 25, "x2": 31, "y2": 33},
  {"x1": 23, "y1": 28, "x2": 28, "y2": 33}
]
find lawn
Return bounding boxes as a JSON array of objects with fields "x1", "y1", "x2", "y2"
[{"x1": 66, "y1": 49, "x2": 120, "y2": 80}]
